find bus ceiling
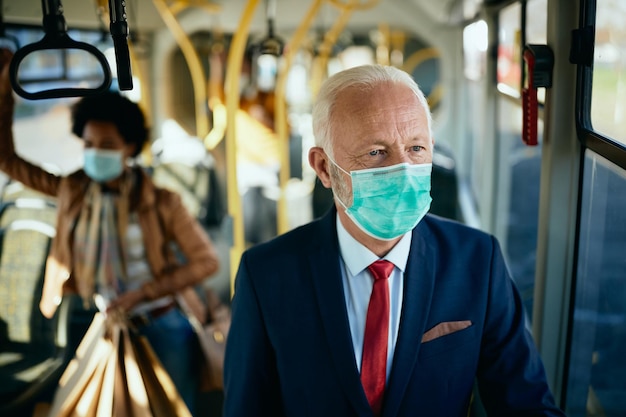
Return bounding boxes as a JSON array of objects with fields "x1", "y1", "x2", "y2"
[{"x1": 1, "y1": 0, "x2": 511, "y2": 34}]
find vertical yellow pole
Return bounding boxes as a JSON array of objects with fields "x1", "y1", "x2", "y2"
[
  {"x1": 275, "y1": 0, "x2": 325, "y2": 235},
  {"x1": 310, "y1": 0, "x2": 381, "y2": 96},
  {"x1": 152, "y1": 0, "x2": 210, "y2": 139},
  {"x1": 310, "y1": 7, "x2": 355, "y2": 98},
  {"x1": 277, "y1": 0, "x2": 381, "y2": 233},
  {"x1": 225, "y1": 0, "x2": 261, "y2": 296}
]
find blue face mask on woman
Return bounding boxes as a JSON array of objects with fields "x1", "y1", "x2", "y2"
[
  {"x1": 83, "y1": 148, "x2": 124, "y2": 183},
  {"x1": 330, "y1": 158, "x2": 433, "y2": 240}
]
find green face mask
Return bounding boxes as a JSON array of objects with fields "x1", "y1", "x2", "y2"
[{"x1": 330, "y1": 159, "x2": 433, "y2": 240}]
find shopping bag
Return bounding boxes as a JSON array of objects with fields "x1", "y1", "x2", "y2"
[
  {"x1": 128, "y1": 327, "x2": 192, "y2": 417},
  {"x1": 46, "y1": 312, "x2": 109, "y2": 417},
  {"x1": 196, "y1": 305, "x2": 230, "y2": 392},
  {"x1": 47, "y1": 311, "x2": 192, "y2": 417},
  {"x1": 177, "y1": 289, "x2": 230, "y2": 392}
]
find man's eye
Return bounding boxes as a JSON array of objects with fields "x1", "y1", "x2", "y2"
[
  {"x1": 411, "y1": 146, "x2": 424, "y2": 152},
  {"x1": 369, "y1": 150, "x2": 381, "y2": 156}
]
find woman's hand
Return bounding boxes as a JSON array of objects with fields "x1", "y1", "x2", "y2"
[{"x1": 106, "y1": 288, "x2": 145, "y2": 313}]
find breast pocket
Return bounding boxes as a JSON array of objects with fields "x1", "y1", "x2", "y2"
[{"x1": 418, "y1": 321, "x2": 479, "y2": 361}]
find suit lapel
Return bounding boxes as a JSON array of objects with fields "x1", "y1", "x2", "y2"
[
  {"x1": 309, "y1": 209, "x2": 373, "y2": 417},
  {"x1": 383, "y1": 221, "x2": 437, "y2": 417}
]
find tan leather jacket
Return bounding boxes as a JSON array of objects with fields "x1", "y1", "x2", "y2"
[{"x1": 0, "y1": 95, "x2": 219, "y2": 319}]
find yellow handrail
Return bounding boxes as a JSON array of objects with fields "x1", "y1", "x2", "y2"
[
  {"x1": 310, "y1": 8, "x2": 355, "y2": 97},
  {"x1": 153, "y1": 0, "x2": 226, "y2": 150},
  {"x1": 402, "y1": 47, "x2": 440, "y2": 75},
  {"x1": 275, "y1": 0, "x2": 380, "y2": 235},
  {"x1": 168, "y1": 0, "x2": 221, "y2": 15},
  {"x1": 204, "y1": 101, "x2": 227, "y2": 150},
  {"x1": 402, "y1": 47, "x2": 442, "y2": 108},
  {"x1": 225, "y1": 0, "x2": 261, "y2": 296},
  {"x1": 274, "y1": 0, "x2": 325, "y2": 235},
  {"x1": 152, "y1": 0, "x2": 211, "y2": 139},
  {"x1": 310, "y1": 0, "x2": 380, "y2": 97},
  {"x1": 328, "y1": 0, "x2": 379, "y2": 9},
  {"x1": 204, "y1": 39, "x2": 227, "y2": 151}
]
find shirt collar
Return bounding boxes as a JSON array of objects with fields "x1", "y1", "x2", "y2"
[{"x1": 336, "y1": 214, "x2": 412, "y2": 276}]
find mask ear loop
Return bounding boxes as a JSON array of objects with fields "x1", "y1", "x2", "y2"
[
  {"x1": 325, "y1": 154, "x2": 352, "y2": 211},
  {"x1": 325, "y1": 154, "x2": 350, "y2": 176}
]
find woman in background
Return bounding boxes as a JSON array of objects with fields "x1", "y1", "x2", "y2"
[{"x1": 0, "y1": 48, "x2": 219, "y2": 415}]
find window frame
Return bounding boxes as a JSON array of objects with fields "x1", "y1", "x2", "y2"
[
  {"x1": 575, "y1": 0, "x2": 626, "y2": 169},
  {"x1": 562, "y1": 0, "x2": 626, "y2": 410}
]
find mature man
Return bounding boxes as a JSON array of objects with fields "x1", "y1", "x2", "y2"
[{"x1": 223, "y1": 64, "x2": 565, "y2": 416}]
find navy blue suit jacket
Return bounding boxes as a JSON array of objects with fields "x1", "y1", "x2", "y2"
[{"x1": 224, "y1": 209, "x2": 565, "y2": 416}]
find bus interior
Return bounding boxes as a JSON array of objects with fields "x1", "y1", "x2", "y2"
[{"x1": 0, "y1": 0, "x2": 624, "y2": 416}]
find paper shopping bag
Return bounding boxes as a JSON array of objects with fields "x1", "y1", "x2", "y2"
[
  {"x1": 47, "y1": 311, "x2": 191, "y2": 417},
  {"x1": 47, "y1": 312, "x2": 109, "y2": 417},
  {"x1": 128, "y1": 328, "x2": 191, "y2": 417}
]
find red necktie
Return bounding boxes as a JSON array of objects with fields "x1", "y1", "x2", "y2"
[{"x1": 361, "y1": 260, "x2": 394, "y2": 416}]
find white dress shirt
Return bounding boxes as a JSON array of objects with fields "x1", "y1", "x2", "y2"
[{"x1": 336, "y1": 214, "x2": 411, "y2": 382}]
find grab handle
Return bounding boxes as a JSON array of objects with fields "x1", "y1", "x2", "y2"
[
  {"x1": 521, "y1": 44, "x2": 553, "y2": 146},
  {"x1": 9, "y1": 0, "x2": 112, "y2": 100},
  {"x1": 109, "y1": 0, "x2": 133, "y2": 90}
]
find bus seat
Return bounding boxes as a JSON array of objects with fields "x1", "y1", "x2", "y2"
[
  {"x1": 0, "y1": 198, "x2": 57, "y2": 227},
  {"x1": 430, "y1": 143, "x2": 460, "y2": 221},
  {"x1": 0, "y1": 179, "x2": 57, "y2": 208},
  {"x1": 0, "y1": 213, "x2": 69, "y2": 416}
]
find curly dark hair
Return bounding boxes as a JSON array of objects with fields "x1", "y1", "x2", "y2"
[{"x1": 71, "y1": 92, "x2": 149, "y2": 157}]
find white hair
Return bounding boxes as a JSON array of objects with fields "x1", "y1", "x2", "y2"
[{"x1": 311, "y1": 64, "x2": 433, "y2": 157}]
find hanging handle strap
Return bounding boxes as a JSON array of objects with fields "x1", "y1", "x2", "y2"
[
  {"x1": 9, "y1": 0, "x2": 112, "y2": 100},
  {"x1": 521, "y1": 44, "x2": 554, "y2": 146},
  {"x1": 109, "y1": 0, "x2": 133, "y2": 91}
]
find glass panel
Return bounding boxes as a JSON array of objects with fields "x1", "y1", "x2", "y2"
[
  {"x1": 492, "y1": 1, "x2": 547, "y2": 319},
  {"x1": 497, "y1": 3, "x2": 522, "y2": 96},
  {"x1": 12, "y1": 50, "x2": 64, "y2": 81},
  {"x1": 591, "y1": 0, "x2": 626, "y2": 144},
  {"x1": 7, "y1": 27, "x2": 111, "y2": 82},
  {"x1": 11, "y1": 98, "x2": 82, "y2": 176},
  {"x1": 566, "y1": 150, "x2": 626, "y2": 416},
  {"x1": 463, "y1": 20, "x2": 488, "y2": 81},
  {"x1": 526, "y1": 0, "x2": 548, "y2": 44},
  {"x1": 3, "y1": 28, "x2": 110, "y2": 175},
  {"x1": 463, "y1": 21, "x2": 488, "y2": 217},
  {"x1": 495, "y1": 96, "x2": 543, "y2": 320},
  {"x1": 467, "y1": 79, "x2": 485, "y2": 209},
  {"x1": 526, "y1": 0, "x2": 548, "y2": 103},
  {"x1": 66, "y1": 30, "x2": 111, "y2": 80}
]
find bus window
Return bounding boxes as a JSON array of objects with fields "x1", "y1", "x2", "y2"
[
  {"x1": 5, "y1": 26, "x2": 113, "y2": 177},
  {"x1": 497, "y1": 3, "x2": 522, "y2": 97},
  {"x1": 525, "y1": 0, "x2": 548, "y2": 44},
  {"x1": 497, "y1": 93, "x2": 543, "y2": 318},
  {"x1": 526, "y1": 0, "x2": 547, "y2": 103},
  {"x1": 7, "y1": 26, "x2": 112, "y2": 97},
  {"x1": 492, "y1": 0, "x2": 547, "y2": 322},
  {"x1": 591, "y1": 0, "x2": 626, "y2": 145},
  {"x1": 566, "y1": 151, "x2": 626, "y2": 416},
  {"x1": 462, "y1": 20, "x2": 487, "y2": 228},
  {"x1": 565, "y1": 1, "x2": 626, "y2": 415}
]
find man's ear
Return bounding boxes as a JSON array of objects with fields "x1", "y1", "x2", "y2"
[{"x1": 308, "y1": 147, "x2": 332, "y2": 188}]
